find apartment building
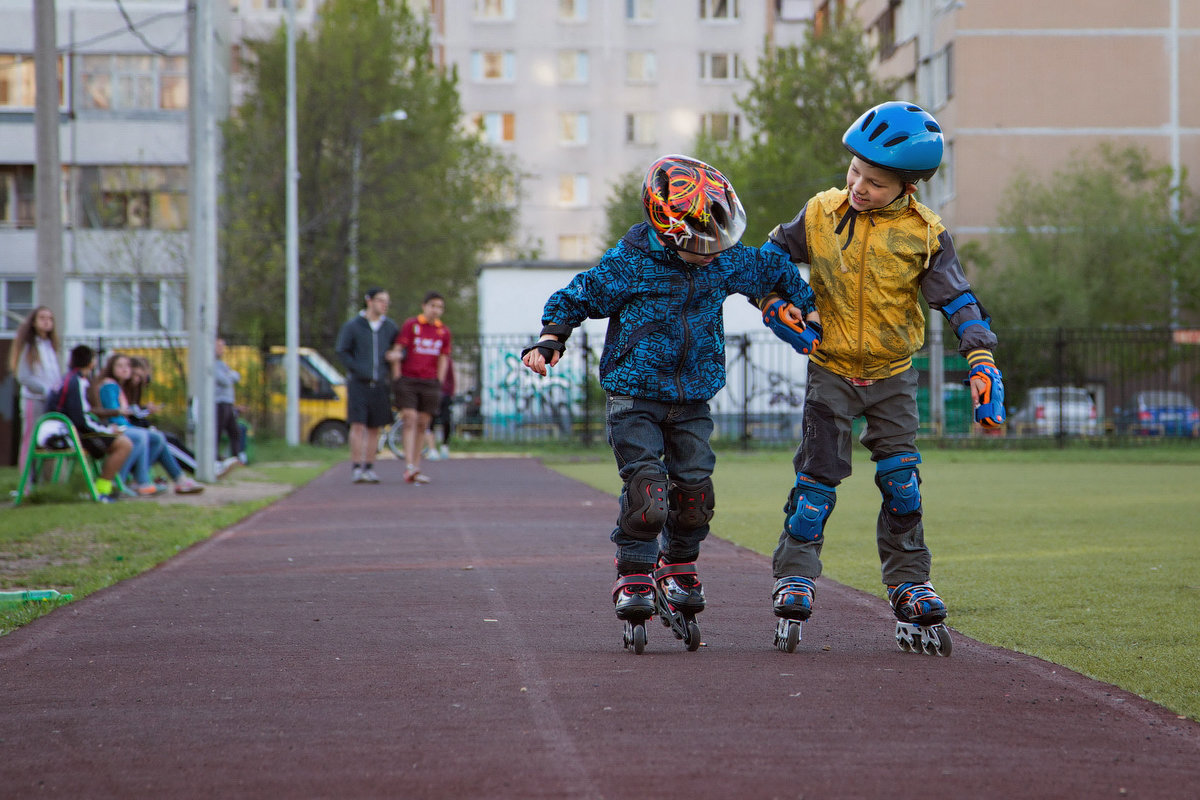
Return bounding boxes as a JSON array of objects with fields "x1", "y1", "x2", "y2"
[
  {"x1": 431, "y1": 0, "x2": 813, "y2": 261},
  {"x1": 851, "y1": 0, "x2": 1200, "y2": 239}
]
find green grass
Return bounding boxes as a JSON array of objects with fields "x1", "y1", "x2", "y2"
[
  {"x1": 0, "y1": 440, "x2": 345, "y2": 635},
  {"x1": 544, "y1": 446, "x2": 1200, "y2": 721}
]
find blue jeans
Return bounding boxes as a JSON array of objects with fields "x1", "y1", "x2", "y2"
[
  {"x1": 119, "y1": 426, "x2": 184, "y2": 485},
  {"x1": 606, "y1": 394, "x2": 716, "y2": 568}
]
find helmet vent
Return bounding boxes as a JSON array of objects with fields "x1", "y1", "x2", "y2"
[
  {"x1": 883, "y1": 135, "x2": 909, "y2": 147},
  {"x1": 868, "y1": 121, "x2": 889, "y2": 141},
  {"x1": 859, "y1": 110, "x2": 876, "y2": 132},
  {"x1": 926, "y1": 122, "x2": 941, "y2": 133}
]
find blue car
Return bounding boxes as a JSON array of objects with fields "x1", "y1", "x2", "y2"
[{"x1": 1119, "y1": 391, "x2": 1200, "y2": 437}]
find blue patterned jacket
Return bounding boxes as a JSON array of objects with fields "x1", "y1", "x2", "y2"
[{"x1": 541, "y1": 223, "x2": 816, "y2": 402}]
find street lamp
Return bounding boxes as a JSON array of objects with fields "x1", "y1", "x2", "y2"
[{"x1": 348, "y1": 109, "x2": 408, "y2": 314}]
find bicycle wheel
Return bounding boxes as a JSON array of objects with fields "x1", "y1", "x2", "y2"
[{"x1": 385, "y1": 415, "x2": 405, "y2": 460}]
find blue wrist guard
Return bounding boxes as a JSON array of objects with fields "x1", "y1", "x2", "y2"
[{"x1": 762, "y1": 298, "x2": 821, "y2": 356}]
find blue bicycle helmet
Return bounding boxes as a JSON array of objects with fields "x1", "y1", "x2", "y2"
[{"x1": 843, "y1": 101, "x2": 943, "y2": 182}]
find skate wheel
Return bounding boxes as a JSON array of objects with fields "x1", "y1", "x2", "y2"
[
  {"x1": 930, "y1": 624, "x2": 952, "y2": 657},
  {"x1": 684, "y1": 620, "x2": 701, "y2": 652},
  {"x1": 631, "y1": 623, "x2": 647, "y2": 655},
  {"x1": 774, "y1": 618, "x2": 801, "y2": 653},
  {"x1": 783, "y1": 621, "x2": 800, "y2": 653}
]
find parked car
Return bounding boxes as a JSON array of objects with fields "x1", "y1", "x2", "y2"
[
  {"x1": 1115, "y1": 390, "x2": 1200, "y2": 437},
  {"x1": 1009, "y1": 386, "x2": 1099, "y2": 436}
]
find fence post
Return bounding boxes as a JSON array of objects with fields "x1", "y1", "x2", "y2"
[
  {"x1": 580, "y1": 330, "x2": 592, "y2": 447},
  {"x1": 1055, "y1": 327, "x2": 1066, "y2": 447},
  {"x1": 739, "y1": 335, "x2": 750, "y2": 450}
]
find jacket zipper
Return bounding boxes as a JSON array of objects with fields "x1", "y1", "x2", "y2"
[{"x1": 674, "y1": 269, "x2": 696, "y2": 398}]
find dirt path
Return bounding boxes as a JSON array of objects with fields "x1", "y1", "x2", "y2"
[{"x1": 1, "y1": 457, "x2": 1197, "y2": 798}]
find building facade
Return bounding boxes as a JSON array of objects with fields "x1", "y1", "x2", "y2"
[{"x1": 852, "y1": 0, "x2": 1200, "y2": 240}]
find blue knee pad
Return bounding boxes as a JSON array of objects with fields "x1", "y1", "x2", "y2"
[
  {"x1": 783, "y1": 473, "x2": 836, "y2": 543},
  {"x1": 619, "y1": 472, "x2": 669, "y2": 541},
  {"x1": 875, "y1": 453, "x2": 922, "y2": 516}
]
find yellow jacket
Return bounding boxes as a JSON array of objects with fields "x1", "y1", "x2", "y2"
[{"x1": 767, "y1": 187, "x2": 998, "y2": 381}]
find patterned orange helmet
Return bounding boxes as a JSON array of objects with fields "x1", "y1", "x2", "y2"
[{"x1": 641, "y1": 155, "x2": 747, "y2": 255}]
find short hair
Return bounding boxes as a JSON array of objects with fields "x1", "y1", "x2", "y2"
[
  {"x1": 423, "y1": 291, "x2": 444, "y2": 305},
  {"x1": 70, "y1": 344, "x2": 95, "y2": 370},
  {"x1": 365, "y1": 287, "x2": 386, "y2": 300}
]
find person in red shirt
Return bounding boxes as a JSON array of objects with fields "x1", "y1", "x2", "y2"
[{"x1": 392, "y1": 292, "x2": 452, "y2": 484}]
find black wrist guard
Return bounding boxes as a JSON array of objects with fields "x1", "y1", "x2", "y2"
[
  {"x1": 539, "y1": 323, "x2": 573, "y2": 343},
  {"x1": 521, "y1": 338, "x2": 566, "y2": 361}
]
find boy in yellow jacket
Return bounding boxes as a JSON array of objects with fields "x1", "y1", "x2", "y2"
[{"x1": 758, "y1": 101, "x2": 1005, "y2": 655}]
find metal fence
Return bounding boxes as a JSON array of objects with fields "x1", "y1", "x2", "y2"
[{"x1": 66, "y1": 327, "x2": 1200, "y2": 449}]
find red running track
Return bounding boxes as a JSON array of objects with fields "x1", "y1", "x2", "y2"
[{"x1": 2, "y1": 457, "x2": 1197, "y2": 798}]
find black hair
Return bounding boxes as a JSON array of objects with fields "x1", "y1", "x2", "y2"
[
  {"x1": 70, "y1": 344, "x2": 95, "y2": 370},
  {"x1": 422, "y1": 291, "x2": 444, "y2": 304}
]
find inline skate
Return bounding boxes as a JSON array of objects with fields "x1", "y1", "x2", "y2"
[
  {"x1": 613, "y1": 574, "x2": 656, "y2": 654},
  {"x1": 772, "y1": 576, "x2": 815, "y2": 653},
  {"x1": 652, "y1": 561, "x2": 704, "y2": 651},
  {"x1": 888, "y1": 581, "x2": 952, "y2": 656}
]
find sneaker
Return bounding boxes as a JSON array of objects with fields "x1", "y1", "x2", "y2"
[
  {"x1": 120, "y1": 484, "x2": 141, "y2": 499},
  {"x1": 352, "y1": 467, "x2": 366, "y2": 483},
  {"x1": 98, "y1": 493, "x2": 118, "y2": 504},
  {"x1": 424, "y1": 448, "x2": 442, "y2": 461},
  {"x1": 174, "y1": 478, "x2": 204, "y2": 495},
  {"x1": 404, "y1": 467, "x2": 431, "y2": 484},
  {"x1": 361, "y1": 467, "x2": 380, "y2": 483},
  {"x1": 137, "y1": 483, "x2": 167, "y2": 497},
  {"x1": 218, "y1": 456, "x2": 241, "y2": 477},
  {"x1": 237, "y1": 452, "x2": 249, "y2": 465},
  {"x1": 438, "y1": 444, "x2": 450, "y2": 459}
]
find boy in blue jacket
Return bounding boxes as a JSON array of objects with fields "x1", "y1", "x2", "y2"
[{"x1": 522, "y1": 155, "x2": 821, "y2": 651}]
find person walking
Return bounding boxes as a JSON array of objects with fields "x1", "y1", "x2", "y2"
[
  {"x1": 11, "y1": 306, "x2": 62, "y2": 476},
  {"x1": 335, "y1": 288, "x2": 399, "y2": 483},
  {"x1": 214, "y1": 338, "x2": 245, "y2": 474},
  {"x1": 392, "y1": 292, "x2": 451, "y2": 485}
]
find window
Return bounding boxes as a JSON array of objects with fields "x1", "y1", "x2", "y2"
[
  {"x1": 699, "y1": 0, "x2": 739, "y2": 20},
  {"x1": 558, "y1": 112, "x2": 588, "y2": 146},
  {"x1": 75, "y1": 166, "x2": 189, "y2": 231},
  {"x1": 559, "y1": 0, "x2": 588, "y2": 21},
  {"x1": 471, "y1": 50, "x2": 516, "y2": 82},
  {"x1": 1, "y1": 279, "x2": 34, "y2": 332},
  {"x1": 474, "y1": 0, "x2": 515, "y2": 20},
  {"x1": 700, "y1": 112, "x2": 741, "y2": 142},
  {"x1": 557, "y1": 174, "x2": 589, "y2": 207},
  {"x1": 558, "y1": 50, "x2": 589, "y2": 83},
  {"x1": 79, "y1": 54, "x2": 188, "y2": 112},
  {"x1": 626, "y1": 0, "x2": 654, "y2": 21},
  {"x1": 0, "y1": 54, "x2": 65, "y2": 109},
  {"x1": 0, "y1": 166, "x2": 35, "y2": 229},
  {"x1": 624, "y1": 113, "x2": 656, "y2": 146},
  {"x1": 558, "y1": 235, "x2": 591, "y2": 260},
  {"x1": 626, "y1": 51, "x2": 657, "y2": 83},
  {"x1": 700, "y1": 52, "x2": 741, "y2": 81},
  {"x1": 80, "y1": 279, "x2": 184, "y2": 334},
  {"x1": 471, "y1": 112, "x2": 516, "y2": 143}
]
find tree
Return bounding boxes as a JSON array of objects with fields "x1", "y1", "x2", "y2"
[
  {"x1": 972, "y1": 144, "x2": 1200, "y2": 329},
  {"x1": 602, "y1": 17, "x2": 895, "y2": 248},
  {"x1": 221, "y1": 0, "x2": 518, "y2": 348}
]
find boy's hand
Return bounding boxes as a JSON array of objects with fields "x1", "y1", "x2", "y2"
[
  {"x1": 762, "y1": 297, "x2": 821, "y2": 355},
  {"x1": 521, "y1": 337, "x2": 565, "y2": 376},
  {"x1": 966, "y1": 352, "x2": 1005, "y2": 428}
]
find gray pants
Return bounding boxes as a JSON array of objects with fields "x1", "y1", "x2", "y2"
[{"x1": 772, "y1": 362, "x2": 931, "y2": 586}]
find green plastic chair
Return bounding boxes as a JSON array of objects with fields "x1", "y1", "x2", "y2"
[{"x1": 13, "y1": 413, "x2": 106, "y2": 505}]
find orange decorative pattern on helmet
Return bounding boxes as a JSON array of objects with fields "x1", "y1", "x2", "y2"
[{"x1": 641, "y1": 155, "x2": 747, "y2": 255}]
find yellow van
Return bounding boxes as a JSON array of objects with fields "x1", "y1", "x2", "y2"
[{"x1": 118, "y1": 344, "x2": 352, "y2": 447}]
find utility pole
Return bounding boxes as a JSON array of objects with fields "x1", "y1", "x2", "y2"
[
  {"x1": 188, "y1": 0, "x2": 219, "y2": 482},
  {"x1": 284, "y1": 0, "x2": 300, "y2": 446},
  {"x1": 33, "y1": 0, "x2": 63, "y2": 320}
]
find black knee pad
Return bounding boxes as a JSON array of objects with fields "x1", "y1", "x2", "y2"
[
  {"x1": 619, "y1": 472, "x2": 669, "y2": 541},
  {"x1": 669, "y1": 478, "x2": 715, "y2": 533}
]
